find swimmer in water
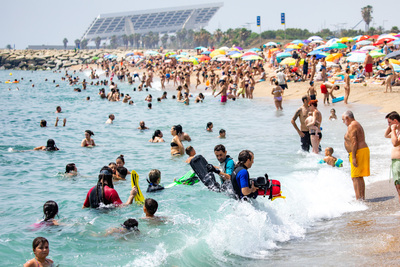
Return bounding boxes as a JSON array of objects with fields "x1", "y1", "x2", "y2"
[
  {"x1": 65, "y1": 163, "x2": 78, "y2": 176},
  {"x1": 329, "y1": 108, "x2": 337, "y2": 120},
  {"x1": 185, "y1": 146, "x2": 196, "y2": 163},
  {"x1": 218, "y1": 129, "x2": 226, "y2": 139},
  {"x1": 138, "y1": 121, "x2": 149, "y2": 130},
  {"x1": 81, "y1": 130, "x2": 95, "y2": 147},
  {"x1": 206, "y1": 122, "x2": 213, "y2": 132},
  {"x1": 149, "y1": 130, "x2": 165, "y2": 143},
  {"x1": 34, "y1": 139, "x2": 59, "y2": 151},
  {"x1": 106, "y1": 114, "x2": 115, "y2": 124},
  {"x1": 170, "y1": 125, "x2": 184, "y2": 156},
  {"x1": 55, "y1": 106, "x2": 62, "y2": 113},
  {"x1": 105, "y1": 218, "x2": 139, "y2": 236},
  {"x1": 32, "y1": 201, "x2": 59, "y2": 229},
  {"x1": 23, "y1": 237, "x2": 54, "y2": 267}
]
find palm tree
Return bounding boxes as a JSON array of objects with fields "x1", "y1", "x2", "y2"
[
  {"x1": 213, "y1": 29, "x2": 223, "y2": 45},
  {"x1": 74, "y1": 39, "x2": 81, "y2": 49},
  {"x1": 161, "y1": 34, "x2": 169, "y2": 48},
  {"x1": 239, "y1": 28, "x2": 251, "y2": 46},
  {"x1": 170, "y1": 35, "x2": 177, "y2": 49},
  {"x1": 133, "y1": 33, "x2": 141, "y2": 48},
  {"x1": 361, "y1": 5, "x2": 373, "y2": 32},
  {"x1": 63, "y1": 38, "x2": 68, "y2": 49},
  {"x1": 81, "y1": 39, "x2": 88, "y2": 49},
  {"x1": 186, "y1": 29, "x2": 195, "y2": 48},
  {"x1": 128, "y1": 34, "x2": 134, "y2": 47},
  {"x1": 176, "y1": 29, "x2": 187, "y2": 48},
  {"x1": 199, "y1": 29, "x2": 211, "y2": 47},
  {"x1": 122, "y1": 34, "x2": 129, "y2": 49},
  {"x1": 152, "y1": 33, "x2": 160, "y2": 49},
  {"x1": 110, "y1": 35, "x2": 118, "y2": 49},
  {"x1": 95, "y1": 37, "x2": 101, "y2": 49}
]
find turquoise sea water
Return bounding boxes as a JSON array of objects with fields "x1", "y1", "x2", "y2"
[{"x1": 0, "y1": 70, "x2": 392, "y2": 266}]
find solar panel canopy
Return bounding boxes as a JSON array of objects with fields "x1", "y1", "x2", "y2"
[{"x1": 81, "y1": 3, "x2": 223, "y2": 41}]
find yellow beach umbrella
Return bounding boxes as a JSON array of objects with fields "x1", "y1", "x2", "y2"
[
  {"x1": 209, "y1": 49, "x2": 226, "y2": 58},
  {"x1": 280, "y1": 57, "x2": 295, "y2": 65},
  {"x1": 325, "y1": 53, "x2": 343, "y2": 62},
  {"x1": 389, "y1": 59, "x2": 400, "y2": 65},
  {"x1": 339, "y1": 37, "x2": 353, "y2": 43},
  {"x1": 230, "y1": 53, "x2": 243, "y2": 58},
  {"x1": 286, "y1": 44, "x2": 301, "y2": 49}
]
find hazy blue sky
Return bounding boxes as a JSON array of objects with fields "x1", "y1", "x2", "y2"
[{"x1": 2, "y1": 0, "x2": 399, "y2": 49}]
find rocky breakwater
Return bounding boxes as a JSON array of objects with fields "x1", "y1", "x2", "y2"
[{"x1": 0, "y1": 50, "x2": 110, "y2": 70}]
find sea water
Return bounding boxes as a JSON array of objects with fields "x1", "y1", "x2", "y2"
[{"x1": 0, "y1": 70, "x2": 392, "y2": 266}]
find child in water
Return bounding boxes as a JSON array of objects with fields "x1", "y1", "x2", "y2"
[
  {"x1": 143, "y1": 198, "x2": 159, "y2": 219},
  {"x1": 323, "y1": 147, "x2": 337, "y2": 167},
  {"x1": 146, "y1": 169, "x2": 164, "y2": 192},
  {"x1": 24, "y1": 237, "x2": 54, "y2": 267},
  {"x1": 32, "y1": 201, "x2": 59, "y2": 229},
  {"x1": 329, "y1": 108, "x2": 337, "y2": 120},
  {"x1": 105, "y1": 218, "x2": 139, "y2": 236}
]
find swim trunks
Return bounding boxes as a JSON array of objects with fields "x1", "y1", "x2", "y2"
[
  {"x1": 221, "y1": 95, "x2": 227, "y2": 103},
  {"x1": 349, "y1": 147, "x2": 370, "y2": 178},
  {"x1": 320, "y1": 84, "x2": 327, "y2": 94},
  {"x1": 365, "y1": 63, "x2": 373, "y2": 73},
  {"x1": 310, "y1": 94, "x2": 316, "y2": 100},
  {"x1": 391, "y1": 159, "x2": 400, "y2": 185}
]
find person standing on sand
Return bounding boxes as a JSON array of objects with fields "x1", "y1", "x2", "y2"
[
  {"x1": 291, "y1": 95, "x2": 311, "y2": 152},
  {"x1": 344, "y1": 69, "x2": 350, "y2": 104},
  {"x1": 384, "y1": 111, "x2": 400, "y2": 203},
  {"x1": 342, "y1": 110, "x2": 369, "y2": 200},
  {"x1": 364, "y1": 53, "x2": 373, "y2": 79}
]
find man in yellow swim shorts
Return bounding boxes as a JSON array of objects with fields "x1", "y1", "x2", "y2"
[
  {"x1": 342, "y1": 110, "x2": 369, "y2": 200},
  {"x1": 384, "y1": 111, "x2": 400, "y2": 204}
]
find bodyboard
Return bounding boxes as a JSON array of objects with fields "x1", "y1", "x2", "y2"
[
  {"x1": 332, "y1": 96, "x2": 344, "y2": 103},
  {"x1": 165, "y1": 170, "x2": 199, "y2": 188},
  {"x1": 131, "y1": 170, "x2": 145, "y2": 204},
  {"x1": 190, "y1": 155, "x2": 220, "y2": 191}
]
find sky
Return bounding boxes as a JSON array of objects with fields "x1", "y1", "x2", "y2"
[{"x1": 2, "y1": 0, "x2": 399, "y2": 49}]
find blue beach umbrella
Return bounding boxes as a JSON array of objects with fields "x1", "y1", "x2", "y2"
[
  {"x1": 308, "y1": 50, "x2": 322, "y2": 55},
  {"x1": 292, "y1": 40, "x2": 303, "y2": 44},
  {"x1": 276, "y1": 52, "x2": 292, "y2": 59},
  {"x1": 201, "y1": 51, "x2": 211, "y2": 55}
]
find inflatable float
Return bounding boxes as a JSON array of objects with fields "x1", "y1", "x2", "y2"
[{"x1": 130, "y1": 170, "x2": 144, "y2": 204}]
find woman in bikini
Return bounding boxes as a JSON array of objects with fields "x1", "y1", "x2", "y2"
[
  {"x1": 170, "y1": 125, "x2": 184, "y2": 156},
  {"x1": 271, "y1": 81, "x2": 284, "y2": 110},
  {"x1": 81, "y1": 130, "x2": 95, "y2": 147},
  {"x1": 384, "y1": 59, "x2": 394, "y2": 93}
]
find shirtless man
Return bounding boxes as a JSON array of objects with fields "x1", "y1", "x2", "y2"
[
  {"x1": 364, "y1": 53, "x2": 373, "y2": 79},
  {"x1": 384, "y1": 111, "x2": 400, "y2": 203},
  {"x1": 291, "y1": 95, "x2": 311, "y2": 152},
  {"x1": 344, "y1": 69, "x2": 350, "y2": 104},
  {"x1": 215, "y1": 79, "x2": 228, "y2": 103},
  {"x1": 342, "y1": 110, "x2": 369, "y2": 200}
]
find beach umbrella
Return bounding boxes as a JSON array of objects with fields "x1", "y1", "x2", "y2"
[
  {"x1": 211, "y1": 54, "x2": 226, "y2": 60},
  {"x1": 378, "y1": 34, "x2": 398, "y2": 40},
  {"x1": 198, "y1": 55, "x2": 211, "y2": 62},
  {"x1": 357, "y1": 35, "x2": 370, "y2": 42},
  {"x1": 395, "y1": 34, "x2": 400, "y2": 38},
  {"x1": 374, "y1": 37, "x2": 397, "y2": 46},
  {"x1": 311, "y1": 40, "x2": 325, "y2": 44},
  {"x1": 286, "y1": 44, "x2": 301, "y2": 49},
  {"x1": 125, "y1": 53, "x2": 134, "y2": 56},
  {"x1": 279, "y1": 57, "x2": 295, "y2": 65},
  {"x1": 292, "y1": 40, "x2": 303, "y2": 44},
  {"x1": 92, "y1": 56, "x2": 99, "y2": 60},
  {"x1": 234, "y1": 46, "x2": 243, "y2": 51},
  {"x1": 144, "y1": 50, "x2": 159, "y2": 55},
  {"x1": 385, "y1": 50, "x2": 400, "y2": 59},
  {"x1": 227, "y1": 50, "x2": 240, "y2": 56},
  {"x1": 264, "y1": 42, "x2": 277, "y2": 47},
  {"x1": 302, "y1": 39, "x2": 311, "y2": 44},
  {"x1": 314, "y1": 45, "x2": 328, "y2": 50},
  {"x1": 325, "y1": 53, "x2": 342, "y2": 62},
  {"x1": 329, "y1": 43, "x2": 347, "y2": 49},
  {"x1": 201, "y1": 51, "x2": 211, "y2": 55},
  {"x1": 276, "y1": 52, "x2": 292, "y2": 59},
  {"x1": 369, "y1": 51, "x2": 386, "y2": 58},
  {"x1": 249, "y1": 47, "x2": 261, "y2": 52},
  {"x1": 242, "y1": 55, "x2": 263, "y2": 61},
  {"x1": 360, "y1": 45, "x2": 377, "y2": 51},
  {"x1": 389, "y1": 59, "x2": 400, "y2": 65},
  {"x1": 210, "y1": 49, "x2": 226, "y2": 58},
  {"x1": 339, "y1": 37, "x2": 353, "y2": 43},
  {"x1": 316, "y1": 53, "x2": 329, "y2": 60},
  {"x1": 217, "y1": 57, "x2": 231, "y2": 62},
  {"x1": 230, "y1": 53, "x2": 243, "y2": 59},
  {"x1": 308, "y1": 36, "x2": 322, "y2": 41},
  {"x1": 308, "y1": 50, "x2": 322, "y2": 55},
  {"x1": 242, "y1": 52, "x2": 258, "y2": 57},
  {"x1": 326, "y1": 38, "x2": 339, "y2": 46},
  {"x1": 194, "y1": 46, "x2": 206, "y2": 50},
  {"x1": 356, "y1": 40, "x2": 372, "y2": 46},
  {"x1": 347, "y1": 53, "x2": 366, "y2": 63},
  {"x1": 218, "y1": 46, "x2": 230, "y2": 51},
  {"x1": 391, "y1": 39, "x2": 400, "y2": 45}
]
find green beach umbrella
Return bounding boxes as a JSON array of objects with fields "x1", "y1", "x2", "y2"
[{"x1": 329, "y1": 43, "x2": 347, "y2": 49}]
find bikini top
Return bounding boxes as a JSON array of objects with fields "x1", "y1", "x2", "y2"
[{"x1": 170, "y1": 142, "x2": 178, "y2": 147}]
